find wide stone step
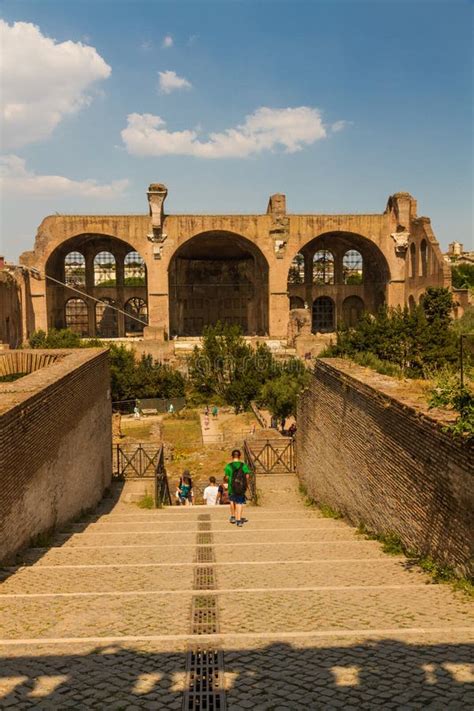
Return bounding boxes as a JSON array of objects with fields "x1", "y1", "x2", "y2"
[
  {"x1": 0, "y1": 559, "x2": 430, "y2": 595},
  {"x1": 55, "y1": 528, "x2": 360, "y2": 548}
]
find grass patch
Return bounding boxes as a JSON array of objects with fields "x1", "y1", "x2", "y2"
[
  {"x1": 136, "y1": 493, "x2": 154, "y2": 509},
  {"x1": 162, "y1": 411, "x2": 202, "y2": 449},
  {"x1": 357, "y1": 523, "x2": 405, "y2": 555},
  {"x1": 357, "y1": 523, "x2": 474, "y2": 597},
  {"x1": 418, "y1": 557, "x2": 474, "y2": 597},
  {"x1": 319, "y1": 503, "x2": 343, "y2": 520},
  {"x1": 298, "y1": 482, "x2": 342, "y2": 517},
  {"x1": 121, "y1": 421, "x2": 155, "y2": 441}
]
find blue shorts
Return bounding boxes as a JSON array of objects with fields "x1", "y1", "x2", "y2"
[{"x1": 229, "y1": 494, "x2": 246, "y2": 505}]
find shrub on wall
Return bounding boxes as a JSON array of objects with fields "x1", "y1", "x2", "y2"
[{"x1": 27, "y1": 330, "x2": 186, "y2": 403}]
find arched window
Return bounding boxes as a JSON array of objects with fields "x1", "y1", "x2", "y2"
[
  {"x1": 289, "y1": 296, "x2": 305, "y2": 310},
  {"x1": 420, "y1": 240, "x2": 428, "y2": 277},
  {"x1": 408, "y1": 295, "x2": 416, "y2": 312},
  {"x1": 409, "y1": 243, "x2": 416, "y2": 278},
  {"x1": 95, "y1": 298, "x2": 118, "y2": 338},
  {"x1": 65, "y1": 298, "x2": 88, "y2": 336},
  {"x1": 125, "y1": 297, "x2": 148, "y2": 334},
  {"x1": 64, "y1": 251, "x2": 86, "y2": 287},
  {"x1": 94, "y1": 251, "x2": 116, "y2": 286},
  {"x1": 288, "y1": 253, "x2": 305, "y2": 284},
  {"x1": 342, "y1": 250, "x2": 363, "y2": 285},
  {"x1": 313, "y1": 250, "x2": 334, "y2": 285},
  {"x1": 124, "y1": 251, "x2": 146, "y2": 286},
  {"x1": 342, "y1": 296, "x2": 365, "y2": 327},
  {"x1": 312, "y1": 296, "x2": 335, "y2": 333}
]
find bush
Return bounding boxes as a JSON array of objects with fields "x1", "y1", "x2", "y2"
[
  {"x1": 28, "y1": 328, "x2": 186, "y2": 404},
  {"x1": 187, "y1": 321, "x2": 310, "y2": 415},
  {"x1": 29, "y1": 328, "x2": 82, "y2": 349},
  {"x1": 428, "y1": 367, "x2": 474, "y2": 440},
  {"x1": 322, "y1": 288, "x2": 458, "y2": 377},
  {"x1": 451, "y1": 263, "x2": 474, "y2": 290}
]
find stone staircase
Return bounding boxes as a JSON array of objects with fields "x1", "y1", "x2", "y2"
[{"x1": 0, "y1": 475, "x2": 472, "y2": 709}]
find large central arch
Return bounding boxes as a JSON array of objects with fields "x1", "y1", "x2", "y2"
[{"x1": 168, "y1": 231, "x2": 269, "y2": 336}]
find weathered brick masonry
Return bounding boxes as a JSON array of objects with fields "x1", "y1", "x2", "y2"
[
  {"x1": 0, "y1": 349, "x2": 112, "y2": 562},
  {"x1": 297, "y1": 359, "x2": 473, "y2": 576}
]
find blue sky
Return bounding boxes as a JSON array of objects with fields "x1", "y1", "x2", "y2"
[{"x1": 1, "y1": 0, "x2": 472, "y2": 260}]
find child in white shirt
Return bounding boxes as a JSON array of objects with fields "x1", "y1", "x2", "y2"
[{"x1": 203, "y1": 476, "x2": 220, "y2": 506}]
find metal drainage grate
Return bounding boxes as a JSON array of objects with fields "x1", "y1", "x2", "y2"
[
  {"x1": 197, "y1": 533, "x2": 213, "y2": 545},
  {"x1": 194, "y1": 566, "x2": 215, "y2": 590},
  {"x1": 183, "y1": 648, "x2": 226, "y2": 710},
  {"x1": 192, "y1": 596, "x2": 219, "y2": 635},
  {"x1": 198, "y1": 521, "x2": 212, "y2": 531},
  {"x1": 198, "y1": 514, "x2": 211, "y2": 521},
  {"x1": 195, "y1": 547, "x2": 215, "y2": 564}
]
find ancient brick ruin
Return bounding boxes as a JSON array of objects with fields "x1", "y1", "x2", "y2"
[{"x1": 4, "y1": 186, "x2": 450, "y2": 347}]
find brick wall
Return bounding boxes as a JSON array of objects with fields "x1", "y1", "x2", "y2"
[
  {"x1": 0, "y1": 349, "x2": 112, "y2": 562},
  {"x1": 297, "y1": 359, "x2": 473, "y2": 577}
]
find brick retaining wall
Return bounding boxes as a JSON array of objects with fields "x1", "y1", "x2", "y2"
[
  {"x1": 297, "y1": 359, "x2": 473, "y2": 577},
  {"x1": 0, "y1": 349, "x2": 112, "y2": 562}
]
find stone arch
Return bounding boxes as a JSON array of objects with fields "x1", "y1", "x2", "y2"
[
  {"x1": 342, "y1": 295, "x2": 365, "y2": 327},
  {"x1": 94, "y1": 251, "x2": 116, "y2": 286},
  {"x1": 420, "y1": 239, "x2": 428, "y2": 277},
  {"x1": 65, "y1": 297, "x2": 89, "y2": 336},
  {"x1": 124, "y1": 251, "x2": 146, "y2": 286},
  {"x1": 125, "y1": 297, "x2": 148, "y2": 334},
  {"x1": 342, "y1": 249, "x2": 363, "y2": 285},
  {"x1": 64, "y1": 251, "x2": 86, "y2": 287},
  {"x1": 95, "y1": 298, "x2": 118, "y2": 338},
  {"x1": 45, "y1": 233, "x2": 148, "y2": 338},
  {"x1": 313, "y1": 249, "x2": 335, "y2": 285},
  {"x1": 168, "y1": 230, "x2": 269, "y2": 336},
  {"x1": 289, "y1": 296, "x2": 305, "y2": 310},
  {"x1": 288, "y1": 253, "x2": 305, "y2": 285},
  {"x1": 409, "y1": 243, "x2": 416, "y2": 278},
  {"x1": 312, "y1": 296, "x2": 335, "y2": 333},
  {"x1": 288, "y1": 231, "x2": 390, "y2": 330}
]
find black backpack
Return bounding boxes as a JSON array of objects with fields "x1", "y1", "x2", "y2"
[{"x1": 232, "y1": 462, "x2": 247, "y2": 496}]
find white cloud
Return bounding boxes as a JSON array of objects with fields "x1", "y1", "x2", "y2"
[
  {"x1": 0, "y1": 155, "x2": 129, "y2": 197},
  {"x1": 0, "y1": 20, "x2": 111, "y2": 149},
  {"x1": 162, "y1": 35, "x2": 174, "y2": 48},
  {"x1": 158, "y1": 70, "x2": 192, "y2": 94},
  {"x1": 331, "y1": 120, "x2": 351, "y2": 133},
  {"x1": 121, "y1": 106, "x2": 334, "y2": 159}
]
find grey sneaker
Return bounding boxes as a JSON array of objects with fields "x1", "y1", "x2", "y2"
[
  {"x1": 229, "y1": 516, "x2": 236, "y2": 524},
  {"x1": 236, "y1": 520, "x2": 243, "y2": 527}
]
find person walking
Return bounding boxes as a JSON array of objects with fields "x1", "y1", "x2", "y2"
[
  {"x1": 224, "y1": 449, "x2": 250, "y2": 527},
  {"x1": 203, "y1": 476, "x2": 220, "y2": 506},
  {"x1": 176, "y1": 470, "x2": 194, "y2": 506},
  {"x1": 212, "y1": 405, "x2": 219, "y2": 420}
]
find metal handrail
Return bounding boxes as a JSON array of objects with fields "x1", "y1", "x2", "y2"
[
  {"x1": 155, "y1": 445, "x2": 172, "y2": 508},
  {"x1": 243, "y1": 440, "x2": 258, "y2": 504}
]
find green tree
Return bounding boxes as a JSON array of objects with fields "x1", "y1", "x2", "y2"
[
  {"x1": 451, "y1": 264, "x2": 474, "y2": 290},
  {"x1": 259, "y1": 371, "x2": 310, "y2": 424}
]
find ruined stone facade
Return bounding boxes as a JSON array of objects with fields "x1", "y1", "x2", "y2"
[{"x1": 16, "y1": 187, "x2": 450, "y2": 342}]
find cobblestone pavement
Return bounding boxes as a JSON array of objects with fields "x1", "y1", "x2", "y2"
[{"x1": 0, "y1": 475, "x2": 473, "y2": 709}]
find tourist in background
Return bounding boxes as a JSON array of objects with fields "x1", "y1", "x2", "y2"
[{"x1": 176, "y1": 470, "x2": 194, "y2": 506}]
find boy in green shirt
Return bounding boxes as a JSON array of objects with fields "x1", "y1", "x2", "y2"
[{"x1": 224, "y1": 449, "x2": 250, "y2": 527}]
